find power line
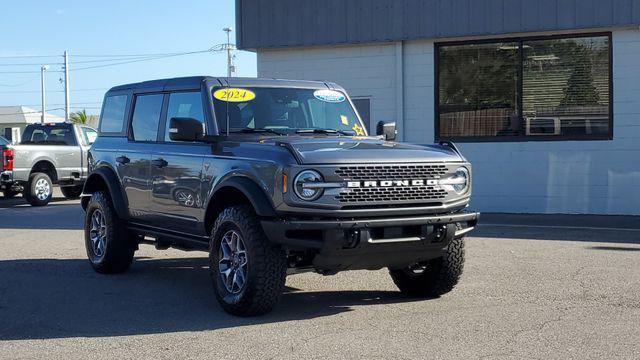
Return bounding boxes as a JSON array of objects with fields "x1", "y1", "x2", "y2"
[
  {"x1": 0, "y1": 54, "x2": 60, "y2": 59},
  {"x1": 0, "y1": 107, "x2": 65, "y2": 116},
  {"x1": 0, "y1": 75, "x2": 40, "y2": 87},
  {"x1": 0, "y1": 88, "x2": 107, "y2": 94},
  {"x1": 71, "y1": 49, "x2": 212, "y2": 71},
  {"x1": 0, "y1": 62, "x2": 63, "y2": 67},
  {"x1": 0, "y1": 69, "x2": 62, "y2": 74}
]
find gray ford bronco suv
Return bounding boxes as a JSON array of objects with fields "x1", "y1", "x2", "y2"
[{"x1": 82, "y1": 76, "x2": 479, "y2": 316}]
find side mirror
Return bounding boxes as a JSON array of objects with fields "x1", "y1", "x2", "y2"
[
  {"x1": 376, "y1": 121, "x2": 397, "y2": 141},
  {"x1": 168, "y1": 117, "x2": 203, "y2": 142}
]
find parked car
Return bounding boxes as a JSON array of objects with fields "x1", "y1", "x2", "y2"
[
  {"x1": 0, "y1": 135, "x2": 15, "y2": 198},
  {"x1": 81, "y1": 76, "x2": 479, "y2": 316},
  {"x1": 6, "y1": 123, "x2": 97, "y2": 205}
]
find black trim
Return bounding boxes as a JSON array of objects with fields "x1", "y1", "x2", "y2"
[
  {"x1": 210, "y1": 176, "x2": 278, "y2": 218},
  {"x1": 82, "y1": 166, "x2": 129, "y2": 220},
  {"x1": 434, "y1": 32, "x2": 614, "y2": 143},
  {"x1": 127, "y1": 222, "x2": 209, "y2": 251}
]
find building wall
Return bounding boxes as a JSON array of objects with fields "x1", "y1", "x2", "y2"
[
  {"x1": 258, "y1": 44, "x2": 401, "y2": 136},
  {"x1": 257, "y1": 29, "x2": 640, "y2": 215}
]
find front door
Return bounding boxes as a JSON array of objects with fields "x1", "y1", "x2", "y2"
[{"x1": 149, "y1": 91, "x2": 208, "y2": 235}]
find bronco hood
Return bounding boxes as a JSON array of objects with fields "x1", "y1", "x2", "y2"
[{"x1": 274, "y1": 137, "x2": 463, "y2": 164}]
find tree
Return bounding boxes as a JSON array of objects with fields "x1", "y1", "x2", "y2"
[
  {"x1": 69, "y1": 109, "x2": 88, "y2": 124},
  {"x1": 69, "y1": 109, "x2": 98, "y2": 126}
]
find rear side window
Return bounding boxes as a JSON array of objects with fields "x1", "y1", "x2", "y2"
[
  {"x1": 21, "y1": 124, "x2": 76, "y2": 146},
  {"x1": 131, "y1": 94, "x2": 164, "y2": 142},
  {"x1": 165, "y1": 92, "x2": 205, "y2": 142},
  {"x1": 100, "y1": 95, "x2": 128, "y2": 133}
]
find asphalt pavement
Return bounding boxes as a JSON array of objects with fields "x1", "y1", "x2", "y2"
[{"x1": 0, "y1": 191, "x2": 639, "y2": 359}]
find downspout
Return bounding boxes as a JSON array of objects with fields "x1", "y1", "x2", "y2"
[{"x1": 395, "y1": 41, "x2": 404, "y2": 141}]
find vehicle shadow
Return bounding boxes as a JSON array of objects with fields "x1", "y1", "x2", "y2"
[
  {"x1": 0, "y1": 257, "x2": 420, "y2": 340},
  {"x1": 0, "y1": 195, "x2": 71, "y2": 209},
  {"x1": 0, "y1": 200, "x2": 83, "y2": 230}
]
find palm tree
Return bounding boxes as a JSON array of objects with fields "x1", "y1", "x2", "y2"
[{"x1": 69, "y1": 109, "x2": 88, "y2": 124}]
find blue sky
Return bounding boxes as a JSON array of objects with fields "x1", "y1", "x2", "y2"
[{"x1": 0, "y1": 0, "x2": 256, "y2": 117}]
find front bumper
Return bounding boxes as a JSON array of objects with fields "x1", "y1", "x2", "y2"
[{"x1": 261, "y1": 211, "x2": 479, "y2": 272}]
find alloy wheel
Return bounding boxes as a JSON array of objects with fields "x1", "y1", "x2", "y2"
[
  {"x1": 89, "y1": 209, "x2": 107, "y2": 259},
  {"x1": 218, "y1": 229, "x2": 249, "y2": 294}
]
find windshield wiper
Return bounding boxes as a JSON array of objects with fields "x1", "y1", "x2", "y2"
[
  {"x1": 296, "y1": 128, "x2": 354, "y2": 136},
  {"x1": 229, "y1": 128, "x2": 286, "y2": 136}
]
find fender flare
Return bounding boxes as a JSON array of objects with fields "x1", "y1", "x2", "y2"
[
  {"x1": 82, "y1": 166, "x2": 129, "y2": 220},
  {"x1": 210, "y1": 176, "x2": 277, "y2": 218}
]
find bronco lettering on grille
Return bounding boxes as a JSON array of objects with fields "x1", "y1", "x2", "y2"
[{"x1": 346, "y1": 179, "x2": 438, "y2": 188}]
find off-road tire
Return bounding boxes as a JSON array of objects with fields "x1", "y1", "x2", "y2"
[
  {"x1": 84, "y1": 191, "x2": 135, "y2": 274},
  {"x1": 389, "y1": 236, "x2": 465, "y2": 297},
  {"x1": 24, "y1": 172, "x2": 53, "y2": 206},
  {"x1": 2, "y1": 188, "x2": 16, "y2": 199},
  {"x1": 61, "y1": 185, "x2": 83, "y2": 199},
  {"x1": 209, "y1": 205, "x2": 287, "y2": 316}
]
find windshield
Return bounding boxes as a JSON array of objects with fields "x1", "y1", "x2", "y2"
[
  {"x1": 0, "y1": 136, "x2": 8, "y2": 145},
  {"x1": 212, "y1": 87, "x2": 366, "y2": 135}
]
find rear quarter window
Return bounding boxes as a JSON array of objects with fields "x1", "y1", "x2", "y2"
[
  {"x1": 100, "y1": 95, "x2": 128, "y2": 133},
  {"x1": 21, "y1": 124, "x2": 77, "y2": 146}
]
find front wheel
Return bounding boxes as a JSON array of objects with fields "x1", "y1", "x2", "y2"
[
  {"x1": 61, "y1": 185, "x2": 83, "y2": 199},
  {"x1": 210, "y1": 205, "x2": 287, "y2": 316},
  {"x1": 84, "y1": 191, "x2": 136, "y2": 274},
  {"x1": 24, "y1": 172, "x2": 53, "y2": 206},
  {"x1": 389, "y1": 236, "x2": 465, "y2": 297}
]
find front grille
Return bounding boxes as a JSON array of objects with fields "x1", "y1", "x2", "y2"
[
  {"x1": 336, "y1": 186, "x2": 448, "y2": 203},
  {"x1": 335, "y1": 164, "x2": 448, "y2": 180}
]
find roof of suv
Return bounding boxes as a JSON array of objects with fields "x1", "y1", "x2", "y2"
[{"x1": 107, "y1": 76, "x2": 344, "y2": 94}]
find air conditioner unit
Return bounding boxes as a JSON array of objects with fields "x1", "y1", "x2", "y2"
[{"x1": 525, "y1": 117, "x2": 561, "y2": 136}]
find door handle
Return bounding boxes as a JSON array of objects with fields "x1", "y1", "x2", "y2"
[
  {"x1": 151, "y1": 158, "x2": 168, "y2": 168},
  {"x1": 116, "y1": 155, "x2": 130, "y2": 165}
]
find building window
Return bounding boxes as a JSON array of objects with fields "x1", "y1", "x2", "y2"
[{"x1": 436, "y1": 33, "x2": 611, "y2": 141}]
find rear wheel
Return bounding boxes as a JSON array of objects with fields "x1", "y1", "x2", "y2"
[
  {"x1": 61, "y1": 185, "x2": 83, "y2": 199},
  {"x1": 24, "y1": 172, "x2": 53, "y2": 206},
  {"x1": 210, "y1": 205, "x2": 287, "y2": 316},
  {"x1": 389, "y1": 236, "x2": 465, "y2": 297},
  {"x1": 84, "y1": 191, "x2": 136, "y2": 274}
]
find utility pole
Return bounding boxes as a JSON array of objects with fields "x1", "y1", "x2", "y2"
[
  {"x1": 63, "y1": 51, "x2": 70, "y2": 122},
  {"x1": 40, "y1": 65, "x2": 49, "y2": 123},
  {"x1": 223, "y1": 27, "x2": 236, "y2": 77}
]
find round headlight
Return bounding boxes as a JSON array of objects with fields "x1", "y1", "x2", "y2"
[
  {"x1": 294, "y1": 170, "x2": 324, "y2": 201},
  {"x1": 452, "y1": 167, "x2": 469, "y2": 194},
  {"x1": 439, "y1": 167, "x2": 469, "y2": 194}
]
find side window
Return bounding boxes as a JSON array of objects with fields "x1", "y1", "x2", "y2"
[
  {"x1": 82, "y1": 127, "x2": 98, "y2": 145},
  {"x1": 100, "y1": 95, "x2": 128, "y2": 133},
  {"x1": 131, "y1": 94, "x2": 164, "y2": 142},
  {"x1": 165, "y1": 92, "x2": 205, "y2": 141}
]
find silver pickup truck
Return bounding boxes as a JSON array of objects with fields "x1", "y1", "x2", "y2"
[{"x1": 1, "y1": 122, "x2": 97, "y2": 206}]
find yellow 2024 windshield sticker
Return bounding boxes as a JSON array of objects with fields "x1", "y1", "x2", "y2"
[{"x1": 213, "y1": 88, "x2": 256, "y2": 102}]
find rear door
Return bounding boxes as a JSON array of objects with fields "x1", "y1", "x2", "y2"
[
  {"x1": 149, "y1": 91, "x2": 208, "y2": 234},
  {"x1": 117, "y1": 93, "x2": 164, "y2": 222}
]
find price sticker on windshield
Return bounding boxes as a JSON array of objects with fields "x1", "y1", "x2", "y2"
[{"x1": 213, "y1": 88, "x2": 256, "y2": 102}]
